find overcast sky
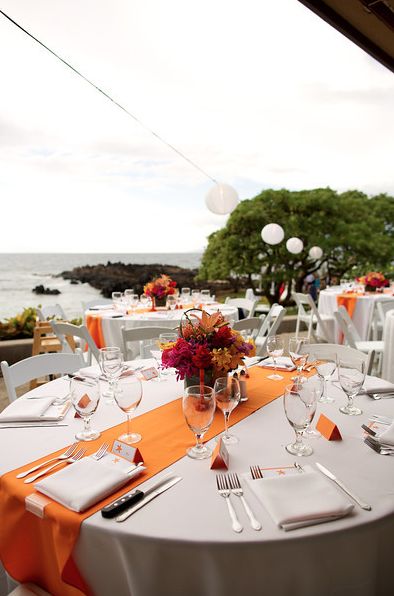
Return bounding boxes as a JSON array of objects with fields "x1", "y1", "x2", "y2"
[{"x1": 0, "y1": 0, "x2": 393, "y2": 253}]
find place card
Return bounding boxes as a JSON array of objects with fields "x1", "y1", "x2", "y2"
[
  {"x1": 140, "y1": 367, "x2": 159, "y2": 381},
  {"x1": 316, "y1": 414, "x2": 342, "y2": 440},
  {"x1": 210, "y1": 438, "x2": 229, "y2": 469},
  {"x1": 112, "y1": 440, "x2": 144, "y2": 464}
]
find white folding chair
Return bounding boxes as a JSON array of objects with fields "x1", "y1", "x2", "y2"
[
  {"x1": 50, "y1": 321, "x2": 100, "y2": 365},
  {"x1": 36, "y1": 304, "x2": 67, "y2": 321},
  {"x1": 302, "y1": 343, "x2": 374, "y2": 375},
  {"x1": 121, "y1": 326, "x2": 174, "y2": 360},
  {"x1": 224, "y1": 297, "x2": 259, "y2": 318},
  {"x1": 1, "y1": 352, "x2": 84, "y2": 403},
  {"x1": 255, "y1": 305, "x2": 286, "y2": 356},
  {"x1": 334, "y1": 306, "x2": 383, "y2": 374},
  {"x1": 232, "y1": 316, "x2": 265, "y2": 340},
  {"x1": 293, "y1": 292, "x2": 335, "y2": 342},
  {"x1": 368, "y1": 298, "x2": 394, "y2": 340}
]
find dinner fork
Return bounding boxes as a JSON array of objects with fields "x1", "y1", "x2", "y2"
[
  {"x1": 227, "y1": 473, "x2": 261, "y2": 531},
  {"x1": 249, "y1": 465, "x2": 263, "y2": 479},
  {"x1": 216, "y1": 474, "x2": 243, "y2": 533},
  {"x1": 91, "y1": 443, "x2": 109, "y2": 460},
  {"x1": 364, "y1": 437, "x2": 394, "y2": 455},
  {"x1": 16, "y1": 442, "x2": 79, "y2": 479},
  {"x1": 24, "y1": 448, "x2": 86, "y2": 483}
]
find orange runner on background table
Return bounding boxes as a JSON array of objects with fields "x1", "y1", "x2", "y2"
[
  {"x1": 0, "y1": 366, "x2": 309, "y2": 595},
  {"x1": 336, "y1": 293, "x2": 358, "y2": 318},
  {"x1": 85, "y1": 314, "x2": 106, "y2": 350}
]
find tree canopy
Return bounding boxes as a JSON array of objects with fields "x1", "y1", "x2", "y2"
[{"x1": 198, "y1": 188, "x2": 394, "y2": 305}]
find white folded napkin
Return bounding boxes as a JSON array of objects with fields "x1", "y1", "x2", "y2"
[
  {"x1": 0, "y1": 396, "x2": 61, "y2": 422},
  {"x1": 245, "y1": 468, "x2": 354, "y2": 531},
  {"x1": 258, "y1": 357, "x2": 296, "y2": 371},
  {"x1": 376, "y1": 423, "x2": 394, "y2": 446},
  {"x1": 78, "y1": 366, "x2": 102, "y2": 379},
  {"x1": 359, "y1": 380, "x2": 394, "y2": 396},
  {"x1": 35, "y1": 456, "x2": 145, "y2": 512}
]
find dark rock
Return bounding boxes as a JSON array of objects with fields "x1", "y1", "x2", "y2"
[
  {"x1": 32, "y1": 285, "x2": 61, "y2": 295},
  {"x1": 70, "y1": 279, "x2": 79, "y2": 285}
]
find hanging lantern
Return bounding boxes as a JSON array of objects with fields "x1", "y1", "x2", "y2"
[
  {"x1": 205, "y1": 183, "x2": 239, "y2": 215},
  {"x1": 309, "y1": 246, "x2": 323, "y2": 260},
  {"x1": 286, "y1": 237, "x2": 304, "y2": 254},
  {"x1": 261, "y1": 223, "x2": 284, "y2": 245}
]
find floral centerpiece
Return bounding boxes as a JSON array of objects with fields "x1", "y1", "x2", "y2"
[
  {"x1": 161, "y1": 309, "x2": 256, "y2": 387},
  {"x1": 356, "y1": 272, "x2": 389, "y2": 292},
  {"x1": 143, "y1": 274, "x2": 177, "y2": 311}
]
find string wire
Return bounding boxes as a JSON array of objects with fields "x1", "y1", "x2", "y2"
[{"x1": 0, "y1": 9, "x2": 218, "y2": 184}]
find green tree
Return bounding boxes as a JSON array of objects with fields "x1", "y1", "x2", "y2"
[{"x1": 198, "y1": 188, "x2": 394, "y2": 305}]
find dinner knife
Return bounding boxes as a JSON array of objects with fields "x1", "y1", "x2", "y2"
[
  {"x1": 0, "y1": 423, "x2": 69, "y2": 429},
  {"x1": 315, "y1": 462, "x2": 372, "y2": 511},
  {"x1": 114, "y1": 475, "x2": 182, "y2": 522}
]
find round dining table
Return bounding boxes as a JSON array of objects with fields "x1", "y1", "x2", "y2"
[
  {"x1": 85, "y1": 303, "x2": 239, "y2": 354},
  {"x1": 1, "y1": 363, "x2": 394, "y2": 596},
  {"x1": 318, "y1": 288, "x2": 394, "y2": 342}
]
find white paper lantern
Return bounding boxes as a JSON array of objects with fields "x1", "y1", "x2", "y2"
[
  {"x1": 205, "y1": 183, "x2": 239, "y2": 215},
  {"x1": 286, "y1": 237, "x2": 304, "y2": 254},
  {"x1": 261, "y1": 223, "x2": 284, "y2": 245},
  {"x1": 309, "y1": 246, "x2": 323, "y2": 260}
]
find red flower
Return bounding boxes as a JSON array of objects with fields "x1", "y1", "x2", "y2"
[
  {"x1": 211, "y1": 325, "x2": 234, "y2": 348},
  {"x1": 192, "y1": 344, "x2": 212, "y2": 369}
]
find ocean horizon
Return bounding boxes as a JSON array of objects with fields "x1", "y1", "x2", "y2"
[{"x1": 0, "y1": 252, "x2": 202, "y2": 320}]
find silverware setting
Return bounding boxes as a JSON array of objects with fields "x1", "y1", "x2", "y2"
[
  {"x1": 315, "y1": 462, "x2": 372, "y2": 511},
  {"x1": 364, "y1": 436, "x2": 394, "y2": 455},
  {"x1": 216, "y1": 474, "x2": 243, "y2": 533},
  {"x1": 368, "y1": 393, "x2": 394, "y2": 400},
  {"x1": 226, "y1": 473, "x2": 261, "y2": 531},
  {"x1": 24, "y1": 447, "x2": 87, "y2": 484},
  {"x1": 17, "y1": 442, "x2": 79, "y2": 479}
]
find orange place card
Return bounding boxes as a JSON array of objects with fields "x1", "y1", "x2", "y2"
[
  {"x1": 316, "y1": 413, "x2": 342, "y2": 440},
  {"x1": 112, "y1": 440, "x2": 144, "y2": 464},
  {"x1": 78, "y1": 393, "x2": 91, "y2": 409},
  {"x1": 210, "y1": 438, "x2": 229, "y2": 469},
  {"x1": 140, "y1": 367, "x2": 159, "y2": 381}
]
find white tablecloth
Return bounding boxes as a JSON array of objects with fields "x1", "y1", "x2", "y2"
[
  {"x1": 382, "y1": 310, "x2": 394, "y2": 383},
  {"x1": 87, "y1": 305, "x2": 238, "y2": 357},
  {"x1": 2, "y1": 368, "x2": 394, "y2": 596},
  {"x1": 318, "y1": 289, "x2": 393, "y2": 342}
]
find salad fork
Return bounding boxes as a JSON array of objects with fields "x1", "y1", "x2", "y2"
[
  {"x1": 91, "y1": 442, "x2": 110, "y2": 460},
  {"x1": 24, "y1": 448, "x2": 86, "y2": 483},
  {"x1": 16, "y1": 442, "x2": 79, "y2": 479},
  {"x1": 216, "y1": 474, "x2": 243, "y2": 533},
  {"x1": 227, "y1": 473, "x2": 261, "y2": 530},
  {"x1": 249, "y1": 465, "x2": 263, "y2": 479}
]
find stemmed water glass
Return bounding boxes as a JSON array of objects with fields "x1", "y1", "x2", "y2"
[
  {"x1": 266, "y1": 335, "x2": 285, "y2": 380},
  {"x1": 288, "y1": 337, "x2": 309, "y2": 381},
  {"x1": 139, "y1": 293, "x2": 149, "y2": 309},
  {"x1": 99, "y1": 347, "x2": 123, "y2": 403},
  {"x1": 313, "y1": 354, "x2": 337, "y2": 403},
  {"x1": 191, "y1": 290, "x2": 201, "y2": 306},
  {"x1": 181, "y1": 287, "x2": 191, "y2": 304},
  {"x1": 70, "y1": 377, "x2": 101, "y2": 441},
  {"x1": 125, "y1": 292, "x2": 139, "y2": 315},
  {"x1": 182, "y1": 385, "x2": 216, "y2": 459},
  {"x1": 159, "y1": 333, "x2": 178, "y2": 376},
  {"x1": 283, "y1": 382, "x2": 317, "y2": 456},
  {"x1": 112, "y1": 291, "x2": 123, "y2": 311},
  {"x1": 302, "y1": 376, "x2": 322, "y2": 439},
  {"x1": 114, "y1": 375, "x2": 143, "y2": 444},
  {"x1": 213, "y1": 376, "x2": 241, "y2": 444},
  {"x1": 338, "y1": 359, "x2": 366, "y2": 416},
  {"x1": 144, "y1": 338, "x2": 165, "y2": 382},
  {"x1": 200, "y1": 289, "x2": 210, "y2": 303},
  {"x1": 166, "y1": 295, "x2": 177, "y2": 315}
]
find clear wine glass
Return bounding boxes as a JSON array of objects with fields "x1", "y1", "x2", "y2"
[
  {"x1": 70, "y1": 377, "x2": 101, "y2": 441},
  {"x1": 114, "y1": 375, "x2": 143, "y2": 444},
  {"x1": 144, "y1": 338, "x2": 165, "y2": 382},
  {"x1": 191, "y1": 290, "x2": 201, "y2": 306},
  {"x1": 283, "y1": 382, "x2": 317, "y2": 456},
  {"x1": 181, "y1": 287, "x2": 191, "y2": 304},
  {"x1": 159, "y1": 333, "x2": 178, "y2": 376},
  {"x1": 99, "y1": 347, "x2": 123, "y2": 404},
  {"x1": 166, "y1": 295, "x2": 177, "y2": 315},
  {"x1": 139, "y1": 293, "x2": 149, "y2": 309},
  {"x1": 214, "y1": 376, "x2": 241, "y2": 444},
  {"x1": 266, "y1": 335, "x2": 285, "y2": 380},
  {"x1": 314, "y1": 354, "x2": 337, "y2": 403},
  {"x1": 182, "y1": 385, "x2": 216, "y2": 459},
  {"x1": 288, "y1": 337, "x2": 309, "y2": 381},
  {"x1": 338, "y1": 358, "x2": 365, "y2": 416},
  {"x1": 200, "y1": 289, "x2": 210, "y2": 303},
  {"x1": 112, "y1": 291, "x2": 123, "y2": 311}
]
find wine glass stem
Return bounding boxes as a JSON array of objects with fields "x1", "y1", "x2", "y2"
[
  {"x1": 273, "y1": 357, "x2": 277, "y2": 375},
  {"x1": 295, "y1": 429, "x2": 303, "y2": 447},
  {"x1": 83, "y1": 415, "x2": 91, "y2": 435},
  {"x1": 347, "y1": 393, "x2": 354, "y2": 408},
  {"x1": 195, "y1": 433, "x2": 203, "y2": 451},
  {"x1": 322, "y1": 377, "x2": 326, "y2": 399},
  {"x1": 224, "y1": 411, "x2": 230, "y2": 438},
  {"x1": 127, "y1": 413, "x2": 132, "y2": 436}
]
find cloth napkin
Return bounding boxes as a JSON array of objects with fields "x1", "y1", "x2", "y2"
[
  {"x1": 0, "y1": 396, "x2": 61, "y2": 422},
  {"x1": 258, "y1": 357, "x2": 296, "y2": 371},
  {"x1": 376, "y1": 423, "x2": 394, "y2": 446},
  {"x1": 35, "y1": 456, "x2": 145, "y2": 512},
  {"x1": 359, "y1": 380, "x2": 394, "y2": 396},
  {"x1": 245, "y1": 468, "x2": 354, "y2": 531}
]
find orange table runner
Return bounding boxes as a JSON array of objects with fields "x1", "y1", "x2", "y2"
[
  {"x1": 0, "y1": 366, "x2": 301, "y2": 595},
  {"x1": 336, "y1": 293, "x2": 358, "y2": 318}
]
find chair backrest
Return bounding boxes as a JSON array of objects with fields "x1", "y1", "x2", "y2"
[
  {"x1": 245, "y1": 288, "x2": 256, "y2": 301},
  {"x1": 82, "y1": 298, "x2": 113, "y2": 311},
  {"x1": 292, "y1": 292, "x2": 332, "y2": 342},
  {"x1": 224, "y1": 297, "x2": 259, "y2": 318},
  {"x1": 334, "y1": 306, "x2": 361, "y2": 347},
  {"x1": 301, "y1": 343, "x2": 374, "y2": 375},
  {"x1": 36, "y1": 304, "x2": 67, "y2": 321},
  {"x1": 121, "y1": 326, "x2": 174, "y2": 360},
  {"x1": 377, "y1": 299, "x2": 394, "y2": 327},
  {"x1": 1, "y1": 352, "x2": 84, "y2": 403},
  {"x1": 232, "y1": 317, "x2": 265, "y2": 339},
  {"x1": 50, "y1": 321, "x2": 100, "y2": 365},
  {"x1": 256, "y1": 305, "x2": 286, "y2": 356}
]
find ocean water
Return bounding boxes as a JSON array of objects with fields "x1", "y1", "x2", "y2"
[{"x1": 0, "y1": 253, "x2": 202, "y2": 320}]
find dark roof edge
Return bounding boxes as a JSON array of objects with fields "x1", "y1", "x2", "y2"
[{"x1": 298, "y1": 0, "x2": 394, "y2": 73}]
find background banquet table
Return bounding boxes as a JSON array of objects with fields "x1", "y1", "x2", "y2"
[
  {"x1": 1, "y1": 365, "x2": 394, "y2": 596},
  {"x1": 85, "y1": 304, "x2": 239, "y2": 354},
  {"x1": 318, "y1": 288, "x2": 393, "y2": 342}
]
